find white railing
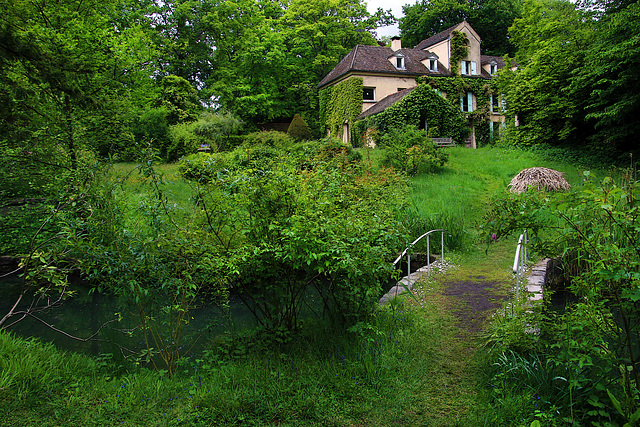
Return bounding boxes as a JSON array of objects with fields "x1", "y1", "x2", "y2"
[
  {"x1": 513, "y1": 230, "x2": 529, "y2": 298},
  {"x1": 393, "y1": 229, "x2": 449, "y2": 290}
]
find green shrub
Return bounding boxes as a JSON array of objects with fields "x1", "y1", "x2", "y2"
[
  {"x1": 178, "y1": 152, "x2": 232, "y2": 183},
  {"x1": 378, "y1": 125, "x2": 448, "y2": 175},
  {"x1": 167, "y1": 122, "x2": 202, "y2": 161},
  {"x1": 192, "y1": 111, "x2": 244, "y2": 151},
  {"x1": 287, "y1": 113, "x2": 312, "y2": 141},
  {"x1": 243, "y1": 130, "x2": 294, "y2": 148},
  {"x1": 131, "y1": 107, "x2": 171, "y2": 158}
]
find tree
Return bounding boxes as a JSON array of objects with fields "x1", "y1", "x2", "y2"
[
  {"x1": 496, "y1": 0, "x2": 593, "y2": 146},
  {"x1": 0, "y1": 0, "x2": 156, "y2": 169},
  {"x1": 399, "y1": 0, "x2": 470, "y2": 49},
  {"x1": 199, "y1": 0, "x2": 392, "y2": 127},
  {"x1": 467, "y1": 0, "x2": 522, "y2": 55},
  {"x1": 399, "y1": 0, "x2": 520, "y2": 54},
  {"x1": 571, "y1": 1, "x2": 640, "y2": 151}
]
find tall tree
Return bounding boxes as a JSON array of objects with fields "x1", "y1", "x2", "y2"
[
  {"x1": 400, "y1": 0, "x2": 470, "y2": 49},
  {"x1": 200, "y1": 0, "x2": 392, "y2": 125},
  {"x1": 0, "y1": 0, "x2": 155, "y2": 169},
  {"x1": 497, "y1": 0, "x2": 593, "y2": 146},
  {"x1": 399, "y1": 0, "x2": 520, "y2": 54},
  {"x1": 571, "y1": 1, "x2": 640, "y2": 151}
]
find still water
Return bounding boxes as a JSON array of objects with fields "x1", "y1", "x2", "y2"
[{"x1": 0, "y1": 273, "x2": 257, "y2": 357}]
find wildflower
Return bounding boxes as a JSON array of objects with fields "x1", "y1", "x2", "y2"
[{"x1": 491, "y1": 233, "x2": 497, "y2": 242}]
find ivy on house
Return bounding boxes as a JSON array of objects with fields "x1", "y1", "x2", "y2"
[
  {"x1": 418, "y1": 76, "x2": 497, "y2": 146},
  {"x1": 360, "y1": 83, "x2": 468, "y2": 144},
  {"x1": 449, "y1": 31, "x2": 469, "y2": 76},
  {"x1": 318, "y1": 77, "x2": 363, "y2": 138}
]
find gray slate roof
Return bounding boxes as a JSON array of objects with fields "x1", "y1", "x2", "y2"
[
  {"x1": 356, "y1": 87, "x2": 416, "y2": 120},
  {"x1": 414, "y1": 22, "x2": 462, "y2": 50},
  {"x1": 317, "y1": 45, "x2": 450, "y2": 88}
]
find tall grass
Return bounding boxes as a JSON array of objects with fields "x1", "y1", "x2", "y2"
[
  {"x1": 0, "y1": 301, "x2": 451, "y2": 426},
  {"x1": 406, "y1": 146, "x2": 591, "y2": 251}
]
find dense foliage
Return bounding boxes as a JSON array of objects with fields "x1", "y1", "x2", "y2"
[
  {"x1": 0, "y1": 0, "x2": 393, "y2": 169},
  {"x1": 319, "y1": 77, "x2": 364, "y2": 139},
  {"x1": 377, "y1": 125, "x2": 449, "y2": 176},
  {"x1": 177, "y1": 138, "x2": 407, "y2": 330},
  {"x1": 482, "y1": 171, "x2": 640, "y2": 424},
  {"x1": 498, "y1": 0, "x2": 640, "y2": 155},
  {"x1": 362, "y1": 83, "x2": 468, "y2": 144}
]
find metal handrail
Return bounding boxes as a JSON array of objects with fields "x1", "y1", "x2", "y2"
[
  {"x1": 513, "y1": 230, "x2": 529, "y2": 298},
  {"x1": 393, "y1": 229, "x2": 449, "y2": 290}
]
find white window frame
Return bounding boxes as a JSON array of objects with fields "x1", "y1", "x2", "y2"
[
  {"x1": 460, "y1": 60, "x2": 477, "y2": 75},
  {"x1": 396, "y1": 56, "x2": 405, "y2": 70},
  {"x1": 429, "y1": 58, "x2": 438, "y2": 72},
  {"x1": 460, "y1": 92, "x2": 474, "y2": 113}
]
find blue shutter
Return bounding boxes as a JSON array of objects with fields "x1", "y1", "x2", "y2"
[
  {"x1": 467, "y1": 92, "x2": 473, "y2": 112},
  {"x1": 471, "y1": 61, "x2": 477, "y2": 75},
  {"x1": 460, "y1": 95, "x2": 464, "y2": 111}
]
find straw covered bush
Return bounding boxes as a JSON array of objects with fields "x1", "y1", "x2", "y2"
[{"x1": 508, "y1": 167, "x2": 571, "y2": 194}]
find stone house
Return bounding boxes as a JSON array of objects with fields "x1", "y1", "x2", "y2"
[{"x1": 317, "y1": 21, "x2": 507, "y2": 147}]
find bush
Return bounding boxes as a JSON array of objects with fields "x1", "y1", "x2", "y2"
[
  {"x1": 287, "y1": 114, "x2": 312, "y2": 141},
  {"x1": 243, "y1": 130, "x2": 294, "y2": 148},
  {"x1": 178, "y1": 152, "x2": 233, "y2": 183},
  {"x1": 167, "y1": 122, "x2": 202, "y2": 161},
  {"x1": 378, "y1": 125, "x2": 448, "y2": 175},
  {"x1": 192, "y1": 112, "x2": 244, "y2": 151}
]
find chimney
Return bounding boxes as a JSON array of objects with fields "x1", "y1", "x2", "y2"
[{"x1": 391, "y1": 36, "x2": 401, "y2": 51}]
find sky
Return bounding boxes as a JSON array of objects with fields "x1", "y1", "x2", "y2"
[{"x1": 366, "y1": 0, "x2": 409, "y2": 38}]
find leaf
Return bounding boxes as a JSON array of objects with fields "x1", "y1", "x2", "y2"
[{"x1": 607, "y1": 389, "x2": 625, "y2": 418}]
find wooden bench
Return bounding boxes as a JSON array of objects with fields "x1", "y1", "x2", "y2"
[{"x1": 432, "y1": 137, "x2": 456, "y2": 148}]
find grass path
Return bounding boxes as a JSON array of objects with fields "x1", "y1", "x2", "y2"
[{"x1": 394, "y1": 239, "x2": 517, "y2": 426}]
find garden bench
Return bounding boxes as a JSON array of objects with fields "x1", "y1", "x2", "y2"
[{"x1": 432, "y1": 137, "x2": 456, "y2": 148}]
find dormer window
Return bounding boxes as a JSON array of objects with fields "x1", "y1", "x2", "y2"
[
  {"x1": 389, "y1": 52, "x2": 406, "y2": 70},
  {"x1": 429, "y1": 59, "x2": 438, "y2": 71},
  {"x1": 489, "y1": 60, "x2": 498, "y2": 75}
]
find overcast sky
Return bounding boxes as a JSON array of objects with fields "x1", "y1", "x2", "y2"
[{"x1": 366, "y1": 0, "x2": 409, "y2": 38}]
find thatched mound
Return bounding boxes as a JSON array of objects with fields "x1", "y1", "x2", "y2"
[{"x1": 509, "y1": 167, "x2": 571, "y2": 194}]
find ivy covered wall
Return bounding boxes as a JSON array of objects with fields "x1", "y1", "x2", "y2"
[
  {"x1": 417, "y1": 76, "x2": 497, "y2": 146},
  {"x1": 359, "y1": 83, "x2": 468, "y2": 144},
  {"x1": 320, "y1": 74, "x2": 500, "y2": 147},
  {"x1": 318, "y1": 77, "x2": 363, "y2": 139}
]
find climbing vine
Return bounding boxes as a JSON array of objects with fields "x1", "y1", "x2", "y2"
[
  {"x1": 449, "y1": 31, "x2": 468, "y2": 76},
  {"x1": 360, "y1": 83, "x2": 468, "y2": 144},
  {"x1": 418, "y1": 76, "x2": 498, "y2": 146},
  {"x1": 319, "y1": 77, "x2": 363, "y2": 138}
]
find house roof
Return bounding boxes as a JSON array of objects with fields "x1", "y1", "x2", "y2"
[
  {"x1": 317, "y1": 44, "x2": 450, "y2": 89},
  {"x1": 356, "y1": 87, "x2": 416, "y2": 120},
  {"x1": 414, "y1": 20, "x2": 482, "y2": 51},
  {"x1": 481, "y1": 55, "x2": 506, "y2": 67},
  {"x1": 414, "y1": 22, "x2": 462, "y2": 50}
]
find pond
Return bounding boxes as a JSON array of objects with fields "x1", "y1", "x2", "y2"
[{"x1": 0, "y1": 273, "x2": 257, "y2": 357}]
